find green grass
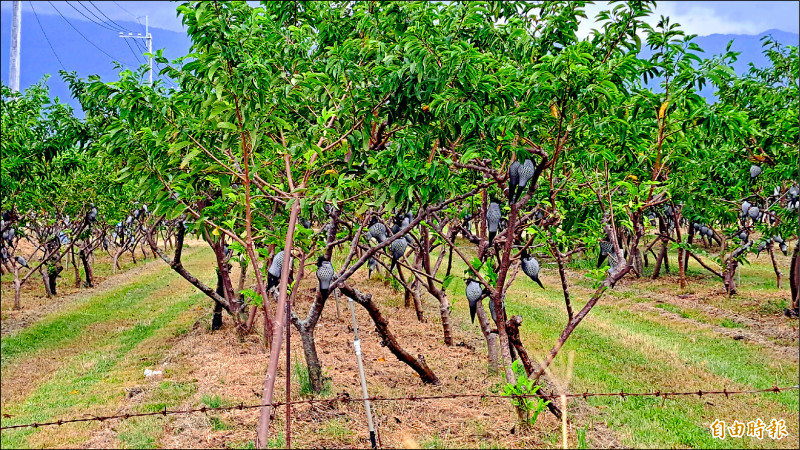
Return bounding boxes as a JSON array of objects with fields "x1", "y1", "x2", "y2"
[
  {"x1": 319, "y1": 418, "x2": 354, "y2": 439},
  {"x1": 294, "y1": 360, "x2": 331, "y2": 397},
  {"x1": 759, "y1": 299, "x2": 789, "y2": 315},
  {"x1": 201, "y1": 394, "x2": 223, "y2": 409},
  {"x1": 1, "y1": 268, "x2": 180, "y2": 364},
  {"x1": 0, "y1": 247, "x2": 212, "y2": 449},
  {"x1": 421, "y1": 431, "x2": 450, "y2": 449},
  {"x1": 442, "y1": 246, "x2": 798, "y2": 449},
  {"x1": 654, "y1": 302, "x2": 709, "y2": 323},
  {"x1": 720, "y1": 318, "x2": 746, "y2": 328}
]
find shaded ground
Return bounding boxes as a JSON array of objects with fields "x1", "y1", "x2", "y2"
[{"x1": 1, "y1": 242, "x2": 797, "y2": 449}]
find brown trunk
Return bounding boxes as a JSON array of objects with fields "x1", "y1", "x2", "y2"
[
  {"x1": 40, "y1": 265, "x2": 53, "y2": 298},
  {"x1": 768, "y1": 244, "x2": 782, "y2": 289},
  {"x1": 13, "y1": 266, "x2": 21, "y2": 310},
  {"x1": 340, "y1": 283, "x2": 440, "y2": 385},
  {"x1": 79, "y1": 248, "x2": 93, "y2": 287},
  {"x1": 298, "y1": 325, "x2": 325, "y2": 393},
  {"x1": 421, "y1": 224, "x2": 454, "y2": 345},
  {"x1": 212, "y1": 270, "x2": 225, "y2": 330},
  {"x1": 72, "y1": 246, "x2": 81, "y2": 288},
  {"x1": 723, "y1": 258, "x2": 738, "y2": 296},
  {"x1": 112, "y1": 247, "x2": 124, "y2": 273},
  {"x1": 48, "y1": 267, "x2": 59, "y2": 296},
  {"x1": 684, "y1": 221, "x2": 694, "y2": 271},
  {"x1": 396, "y1": 265, "x2": 424, "y2": 322},
  {"x1": 652, "y1": 242, "x2": 666, "y2": 279},
  {"x1": 506, "y1": 316, "x2": 562, "y2": 420},
  {"x1": 475, "y1": 299, "x2": 500, "y2": 373},
  {"x1": 548, "y1": 236, "x2": 574, "y2": 321},
  {"x1": 672, "y1": 208, "x2": 686, "y2": 289},
  {"x1": 790, "y1": 242, "x2": 799, "y2": 314},
  {"x1": 146, "y1": 221, "x2": 234, "y2": 314},
  {"x1": 433, "y1": 289, "x2": 453, "y2": 346}
]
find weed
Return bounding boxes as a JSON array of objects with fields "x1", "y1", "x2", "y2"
[
  {"x1": 719, "y1": 318, "x2": 745, "y2": 329},
  {"x1": 503, "y1": 360, "x2": 549, "y2": 428},
  {"x1": 210, "y1": 416, "x2": 231, "y2": 431},
  {"x1": 268, "y1": 431, "x2": 285, "y2": 448},
  {"x1": 319, "y1": 418, "x2": 354, "y2": 439},
  {"x1": 758, "y1": 298, "x2": 788, "y2": 315},
  {"x1": 202, "y1": 394, "x2": 223, "y2": 409},
  {"x1": 294, "y1": 360, "x2": 331, "y2": 397},
  {"x1": 421, "y1": 432, "x2": 449, "y2": 449},
  {"x1": 577, "y1": 426, "x2": 588, "y2": 449}
]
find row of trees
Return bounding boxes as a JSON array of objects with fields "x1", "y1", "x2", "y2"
[{"x1": 2, "y1": 1, "x2": 797, "y2": 446}]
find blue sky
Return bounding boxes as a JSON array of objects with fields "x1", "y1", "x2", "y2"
[{"x1": 2, "y1": 1, "x2": 799, "y2": 36}]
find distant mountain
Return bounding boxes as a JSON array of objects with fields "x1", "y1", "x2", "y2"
[
  {"x1": 693, "y1": 29, "x2": 799, "y2": 75},
  {"x1": 640, "y1": 29, "x2": 799, "y2": 101},
  {"x1": 1, "y1": 11, "x2": 191, "y2": 116},
  {"x1": 2, "y1": 11, "x2": 798, "y2": 113}
]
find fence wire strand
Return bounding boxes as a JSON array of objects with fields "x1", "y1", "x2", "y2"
[{"x1": 1, "y1": 385, "x2": 797, "y2": 431}]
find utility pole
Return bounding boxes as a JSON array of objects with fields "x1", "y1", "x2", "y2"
[
  {"x1": 9, "y1": 0, "x2": 21, "y2": 92},
  {"x1": 118, "y1": 15, "x2": 152, "y2": 86}
]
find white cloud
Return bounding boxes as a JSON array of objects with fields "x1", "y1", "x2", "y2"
[{"x1": 576, "y1": 1, "x2": 793, "y2": 40}]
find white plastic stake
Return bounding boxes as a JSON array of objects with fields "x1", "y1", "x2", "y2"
[{"x1": 348, "y1": 296, "x2": 377, "y2": 448}]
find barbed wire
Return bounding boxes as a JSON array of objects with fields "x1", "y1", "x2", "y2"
[{"x1": 1, "y1": 385, "x2": 796, "y2": 431}]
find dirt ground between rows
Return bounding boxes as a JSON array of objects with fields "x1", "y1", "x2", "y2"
[{"x1": 77, "y1": 270, "x2": 619, "y2": 449}]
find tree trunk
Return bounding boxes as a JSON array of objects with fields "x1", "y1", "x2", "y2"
[
  {"x1": 340, "y1": 283, "x2": 440, "y2": 385},
  {"x1": 723, "y1": 258, "x2": 738, "y2": 296},
  {"x1": 72, "y1": 246, "x2": 82, "y2": 288},
  {"x1": 13, "y1": 266, "x2": 21, "y2": 310},
  {"x1": 40, "y1": 265, "x2": 53, "y2": 298},
  {"x1": 672, "y1": 208, "x2": 686, "y2": 289},
  {"x1": 79, "y1": 248, "x2": 93, "y2": 287},
  {"x1": 433, "y1": 288, "x2": 453, "y2": 346},
  {"x1": 212, "y1": 302, "x2": 224, "y2": 330},
  {"x1": 298, "y1": 325, "x2": 325, "y2": 393},
  {"x1": 652, "y1": 242, "x2": 667, "y2": 279},
  {"x1": 475, "y1": 300, "x2": 500, "y2": 373},
  {"x1": 112, "y1": 247, "x2": 124, "y2": 273},
  {"x1": 48, "y1": 266, "x2": 59, "y2": 296},
  {"x1": 212, "y1": 270, "x2": 225, "y2": 330},
  {"x1": 789, "y1": 242, "x2": 799, "y2": 316},
  {"x1": 506, "y1": 316, "x2": 562, "y2": 420},
  {"x1": 768, "y1": 244, "x2": 782, "y2": 289},
  {"x1": 684, "y1": 221, "x2": 694, "y2": 272}
]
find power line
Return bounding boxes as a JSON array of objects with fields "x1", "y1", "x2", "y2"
[
  {"x1": 131, "y1": 38, "x2": 178, "y2": 89},
  {"x1": 63, "y1": 0, "x2": 120, "y2": 33},
  {"x1": 122, "y1": 37, "x2": 145, "y2": 66},
  {"x1": 47, "y1": 1, "x2": 137, "y2": 67},
  {"x1": 29, "y1": 1, "x2": 65, "y2": 71},
  {"x1": 88, "y1": 1, "x2": 135, "y2": 33},
  {"x1": 112, "y1": 0, "x2": 143, "y2": 28}
]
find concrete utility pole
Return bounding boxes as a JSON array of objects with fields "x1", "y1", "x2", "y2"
[
  {"x1": 9, "y1": 0, "x2": 22, "y2": 92},
  {"x1": 119, "y1": 15, "x2": 152, "y2": 86}
]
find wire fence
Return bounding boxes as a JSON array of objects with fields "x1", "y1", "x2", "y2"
[{"x1": 2, "y1": 385, "x2": 797, "y2": 431}]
